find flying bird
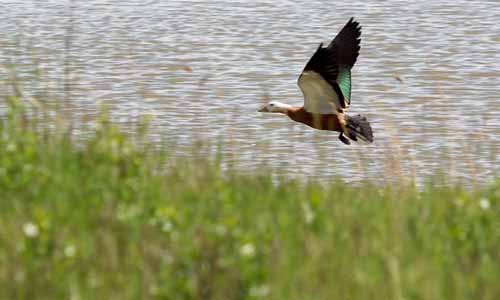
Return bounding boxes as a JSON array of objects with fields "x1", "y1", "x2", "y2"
[{"x1": 259, "y1": 18, "x2": 373, "y2": 145}]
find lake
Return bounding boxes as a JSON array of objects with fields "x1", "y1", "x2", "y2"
[{"x1": 0, "y1": 0, "x2": 499, "y2": 185}]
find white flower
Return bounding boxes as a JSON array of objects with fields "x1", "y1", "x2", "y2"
[
  {"x1": 479, "y1": 198, "x2": 491, "y2": 210},
  {"x1": 161, "y1": 221, "x2": 173, "y2": 232},
  {"x1": 240, "y1": 243, "x2": 256, "y2": 257},
  {"x1": 117, "y1": 204, "x2": 142, "y2": 221},
  {"x1": 249, "y1": 284, "x2": 270, "y2": 298},
  {"x1": 214, "y1": 224, "x2": 227, "y2": 236},
  {"x1": 23, "y1": 222, "x2": 39, "y2": 238},
  {"x1": 6, "y1": 143, "x2": 17, "y2": 152},
  {"x1": 14, "y1": 270, "x2": 25, "y2": 282},
  {"x1": 149, "y1": 284, "x2": 159, "y2": 296},
  {"x1": 301, "y1": 202, "x2": 315, "y2": 224},
  {"x1": 64, "y1": 244, "x2": 77, "y2": 258},
  {"x1": 162, "y1": 254, "x2": 174, "y2": 265}
]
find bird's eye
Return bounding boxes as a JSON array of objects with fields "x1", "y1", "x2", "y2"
[{"x1": 270, "y1": 103, "x2": 274, "y2": 106}]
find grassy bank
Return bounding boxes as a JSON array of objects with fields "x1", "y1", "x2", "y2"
[{"x1": 0, "y1": 102, "x2": 499, "y2": 300}]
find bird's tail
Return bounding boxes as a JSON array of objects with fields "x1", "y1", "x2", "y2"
[{"x1": 346, "y1": 114, "x2": 373, "y2": 143}]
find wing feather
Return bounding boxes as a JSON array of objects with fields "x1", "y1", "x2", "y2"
[
  {"x1": 297, "y1": 18, "x2": 361, "y2": 111},
  {"x1": 298, "y1": 71, "x2": 340, "y2": 114}
]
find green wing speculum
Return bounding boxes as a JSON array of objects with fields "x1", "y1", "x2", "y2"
[{"x1": 337, "y1": 68, "x2": 351, "y2": 105}]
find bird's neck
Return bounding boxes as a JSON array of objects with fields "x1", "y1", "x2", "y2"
[{"x1": 284, "y1": 105, "x2": 304, "y2": 116}]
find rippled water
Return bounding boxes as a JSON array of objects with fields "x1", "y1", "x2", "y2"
[{"x1": 1, "y1": 0, "x2": 499, "y2": 184}]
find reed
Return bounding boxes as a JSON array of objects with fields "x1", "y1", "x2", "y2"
[{"x1": 0, "y1": 91, "x2": 499, "y2": 300}]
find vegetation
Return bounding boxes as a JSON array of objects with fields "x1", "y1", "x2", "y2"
[{"x1": 0, "y1": 98, "x2": 499, "y2": 300}]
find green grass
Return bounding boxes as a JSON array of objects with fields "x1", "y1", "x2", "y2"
[{"x1": 0, "y1": 102, "x2": 499, "y2": 300}]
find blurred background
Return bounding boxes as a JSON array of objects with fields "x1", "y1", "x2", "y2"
[{"x1": 0, "y1": 0, "x2": 498, "y2": 185}]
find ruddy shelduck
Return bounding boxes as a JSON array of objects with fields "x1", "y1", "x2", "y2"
[{"x1": 259, "y1": 18, "x2": 373, "y2": 145}]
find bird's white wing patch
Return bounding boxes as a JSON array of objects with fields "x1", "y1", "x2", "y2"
[{"x1": 298, "y1": 71, "x2": 341, "y2": 114}]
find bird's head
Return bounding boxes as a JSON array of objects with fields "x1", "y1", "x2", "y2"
[{"x1": 258, "y1": 101, "x2": 290, "y2": 114}]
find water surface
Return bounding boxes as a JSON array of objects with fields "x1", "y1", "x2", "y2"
[{"x1": 1, "y1": 0, "x2": 499, "y2": 184}]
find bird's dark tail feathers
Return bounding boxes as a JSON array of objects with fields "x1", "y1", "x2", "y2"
[{"x1": 346, "y1": 114, "x2": 373, "y2": 143}]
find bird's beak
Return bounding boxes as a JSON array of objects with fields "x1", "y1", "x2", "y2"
[{"x1": 258, "y1": 106, "x2": 268, "y2": 112}]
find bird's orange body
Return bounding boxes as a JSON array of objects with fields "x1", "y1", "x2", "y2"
[{"x1": 286, "y1": 107, "x2": 343, "y2": 132}]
